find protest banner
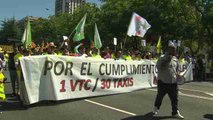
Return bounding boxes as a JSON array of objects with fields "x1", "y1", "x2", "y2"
[{"x1": 20, "y1": 56, "x2": 193, "y2": 105}]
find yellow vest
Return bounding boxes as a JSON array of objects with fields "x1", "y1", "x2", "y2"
[
  {"x1": 43, "y1": 52, "x2": 48, "y2": 55},
  {"x1": 14, "y1": 53, "x2": 24, "y2": 71},
  {"x1": 179, "y1": 58, "x2": 185, "y2": 63},
  {"x1": 111, "y1": 53, "x2": 115, "y2": 59},
  {"x1": 57, "y1": 52, "x2": 63, "y2": 56},
  {"x1": 0, "y1": 73, "x2": 5, "y2": 80},
  {"x1": 0, "y1": 73, "x2": 5, "y2": 100},
  {"x1": 153, "y1": 57, "x2": 158, "y2": 62},
  {"x1": 4, "y1": 53, "x2": 9, "y2": 60},
  {"x1": 135, "y1": 57, "x2": 141, "y2": 61},
  {"x1": 92, "y1": 54, "x2": 102, "y2": 59},
  {"x1": 124, "y1": 55, "x2": 132, "y2": 60},
  {"x1": 14, "y1": 53, "x2": 24, "y2": 60}
]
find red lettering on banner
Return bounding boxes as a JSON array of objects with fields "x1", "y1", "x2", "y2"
[
  {"x1": 101, "y1": 79, "x2": 111, "y2": 89},
  {"x1": 70, "y1": 80, "x2": 79, "y2": 91},
  {"x1": 60, "y1": 80, "x2": 66, "y2": 92},
  {"x1": 123, "y1": 79, "x2": 128, "y2": 87},
  {"x1": 70, "y1": 79, "x2": 92, "y2": 91},
  {"x1": 114, "y1": 78, "x2": 134, "y2": 88},
  {"x1": 117, "y1": 80, "x2": 123, "y2": 88},
  {"x1": 114, "y1": 79, "x2": 118, "y2": 88},
  {"x1": 61, "y1": 78, "x2": 133, "y2": 92},
  {"x1": 79, "y1": 79, "x2": 84, "y2": 91},
  {"x1": 129, "y1": 78, "x2": 134, "y2": 86},
  {"x1": 84, "y1": 79, "x2": 91, "y2": 90},
  {"x1": 101, "y1": 79, "x2": 105, "y2": 89},
  {"x1": 106, "y1": 79, "x2": 111, "y2": 89}
]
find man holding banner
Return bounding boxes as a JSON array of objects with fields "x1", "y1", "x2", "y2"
[{"x1": 153, "y1": 43, "x2": 184, "y2": 119}]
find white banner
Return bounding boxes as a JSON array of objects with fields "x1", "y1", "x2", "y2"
[
  {"x1": 20, "y1": 56, "x2": 193, "y2": 104},
  {"x1": 179, "y1": 62, "x2": 193, "y2": 82}
]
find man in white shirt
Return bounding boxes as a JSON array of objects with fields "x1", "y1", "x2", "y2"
[{"x1": 153, "y1": 44, "x2": 184, "y2": 119}]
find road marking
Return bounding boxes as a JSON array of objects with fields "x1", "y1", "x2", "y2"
[
  {"x1": 179, "y1": 93, "x2": 213, "y2": 101},
  {"x1": 180, "y1": 88, "x2": 212, "y2": 94},
  {"x1": 180, "y1": 88, "x2": 213, "y2": 97},
  {"x1": 205, "y1": 92, "x2": 213, "y2": 97},
  {"x1": 85, "y1": 99, "x2": 136, "y2": 116},
  {"x1": 148, "y1": 89, "x2": 213, "y2": 101}
]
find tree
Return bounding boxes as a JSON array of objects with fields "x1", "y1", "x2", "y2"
[
  {"x1": 31, "y1": 14, "x2": 73, "y2": 43},
  {"x1": 1, "y1": 0, "x2": 212, "y2": 55},
  {"x1": 98, "y1": 0, "x2": 212, "y2": 54},
  {"x1": 0, "y1": 17, "x2": 22, "y2": 43},
  {"x1": 32, "y1": 3, "x2": 101, "y2": 49},
  {"x1": 189, "y1": 0, "x2": 213, "y2": 45}
]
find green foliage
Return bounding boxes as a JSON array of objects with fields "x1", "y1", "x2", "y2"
[
  {"x1": 0, "y1": 1, "x2": 212, "y2": 55},
  {"x1": 0, "y1": 17, "x2": 22, "y2": 43}
]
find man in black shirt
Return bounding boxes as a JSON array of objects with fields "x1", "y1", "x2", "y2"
[{"x1": 8, "y1": 50, "x2": 18, "y2": 97}]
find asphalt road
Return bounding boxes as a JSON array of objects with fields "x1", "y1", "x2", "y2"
[{"x1": 0, "y1": 71, "x2": 213, "y2": 120}]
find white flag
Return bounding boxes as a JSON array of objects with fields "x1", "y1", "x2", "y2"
[
  {"x1": 127, "y1": 12, "x2": 151, "y2": 38},
  {"x1": 168, "y1": 40, "x2": 176, "y2": 48},
  {"x1": 63, "y1": 36, "x2": 68, "y2": 40},
  {"x1": 21, "y1": 28, "x2": 26, "y2": 44},
  {"x1": 63, "y1": 36, "x2": 69, "y2": 46}
]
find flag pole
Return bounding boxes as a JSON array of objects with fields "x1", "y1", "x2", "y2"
[
  {"x1": 122, "y1": 35, "x2": 128, "y2": 51},
  {"x1": 68, "y1": 29, "x2": 76, "y2": 38},
  {"x1": 134, "y1": 36, "x2": 137, "y2": 49},
  {"x1": 25, "y1": 16, "x2": 28, "y2": 49},
  {"x1": 68, "y1": 18, "x2": 80, "y2": 38}
]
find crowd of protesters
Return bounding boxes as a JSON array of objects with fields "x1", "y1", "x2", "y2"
[{"x1": 0, "y1": 41, "x2": 212, "y2": 102}]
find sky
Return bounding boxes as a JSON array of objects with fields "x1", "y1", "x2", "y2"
[{"x1": 0, "y1": 0, "x2": 101, "y2": 22}]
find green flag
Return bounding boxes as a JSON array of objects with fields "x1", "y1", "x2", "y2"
[
  {"x1": 94, "y1": 23, "x2": 102, "y2": 49},
  {"x1": 73, "y1": 14, "x2": 87, "y2": 42},
  {"x1": 22, "y1": 16, "x2": 32, "y2": 49}
]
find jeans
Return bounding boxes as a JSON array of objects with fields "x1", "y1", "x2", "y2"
[{"x1": 9, "y1": 70, "x2": 18, "y2": 94}]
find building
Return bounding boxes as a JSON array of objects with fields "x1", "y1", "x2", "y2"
[
  {"x1": 19, "y1": 16, "x2": 41, "y2": 31},
  {"x1": 55, "y1": 0, "x2": 86, "y2": 15},
  {"x1": 19, "y1": 16, "x2": 41, "y2": 23}
]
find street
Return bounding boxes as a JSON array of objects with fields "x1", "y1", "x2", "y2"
[{"x1": 0, "y1": 71, "x2": 213, "y2": 120}]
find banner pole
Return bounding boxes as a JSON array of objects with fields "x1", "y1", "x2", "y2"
[
  {"x1": 134, "y1": 36, "x2": 137, "y2": 50},
  {"x1": 114, "y1": 45, "x2": 116, "y2": 55},
  {"x1": 123, "y1": 35, "x2": 128, "y2": 51}
]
